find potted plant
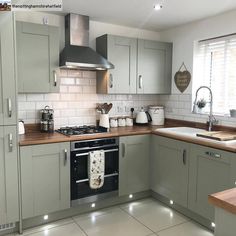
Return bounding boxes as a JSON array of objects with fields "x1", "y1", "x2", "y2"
[{"x1": 196, "y1": 98, "x2": 206, "y2": 113}]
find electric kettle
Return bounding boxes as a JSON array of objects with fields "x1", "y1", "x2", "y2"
[{"x1": 135, "y1": 108, "x2": 152, "y2": 124}]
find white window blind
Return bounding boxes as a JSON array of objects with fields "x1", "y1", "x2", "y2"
[{"x1": 195, "y1": 34, "x2": 236, "y2": 115}]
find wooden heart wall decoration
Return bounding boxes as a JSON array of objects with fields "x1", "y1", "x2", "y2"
[{"x1": 174, "y1": 63, "x2": 191, "y2": 93}]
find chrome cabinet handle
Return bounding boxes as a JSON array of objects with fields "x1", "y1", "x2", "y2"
[
  {"x1": 53, "y1": 70, "x2": 57, "y2": 87},
  {"x1": 139, "y1": 75, "x2": 143, "y2": 89},
  {"x1": 205, "y1": 151, "x2": 221, "y2": 159},
  {"x1": 8, "y1": 133, "x2": 13, "y2": 152},
  {"x1": 7, "y1": 98, "x2": 12, "y2": 117},
  {"x1": 109, "y1": 73, "x2": 113, "y2": 88},
  {"x1": 183, "y1": 149, "x2": 186, "y2": 165},
  {"x1": 122, "y1": 143, "x2": 126, "y2": 158},
  {"x1": 64, "y1": 149, "x2": 68, "y2": 166}
]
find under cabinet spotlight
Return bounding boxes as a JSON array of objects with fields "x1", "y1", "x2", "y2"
[
  {"x1": 43, "y1": 215, "x2": 49, "y2": 220},
  {"x1": 91, "y1": 203, "x2": 96, "y2": 208},
  {"x1": 169, "y1": 200, "x2": 174, "y2": 205},
  {"x1": 129, "y1": 194, "x2": 133, "y2": 199},
  {"x1": 211, "y1": 222, "x2": 216, "y2": 228}
]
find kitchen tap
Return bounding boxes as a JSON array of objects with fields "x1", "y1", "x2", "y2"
[{"x1": 192, "y1": 86, "x2": 217, "y2": 131}]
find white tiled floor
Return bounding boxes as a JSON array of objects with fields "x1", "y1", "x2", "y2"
[{"x1": 13, "y1": 198, "x2": 214, "y2": 236}]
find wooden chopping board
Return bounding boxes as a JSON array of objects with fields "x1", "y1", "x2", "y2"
[{"x1": 196, "y1": 131, "x2": 236, "y2": 141}]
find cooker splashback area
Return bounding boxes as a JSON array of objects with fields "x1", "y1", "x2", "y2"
[{"x1": 17, "y1": 70, "x2": 160, "y2": 128}]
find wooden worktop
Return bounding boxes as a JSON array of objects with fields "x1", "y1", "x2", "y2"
[
  {"x1": 209, "y1": 188, "x2": 236, "y2": 214},
  {"x1": 19, "y1": 125, "x2": 160, "y2": 146},
  {"x1": 19, "y1": 119, "x2": 236, "y2": 153}
]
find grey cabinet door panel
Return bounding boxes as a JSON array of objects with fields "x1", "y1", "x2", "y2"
[
  {"x1": 151, "y1": 135, "x2": 189, "y2": 207},
  {"x1": 188, "y1": 144, "x2": 234, "y2": 221},
  {"x1": 107, "y1": 35, "x2": 137, "y2": 94},
  {"x1": 119, "y1": 135, "x2": 150, "y2": 196},
  {"x1": 0, "y1": 126, "x2": 19, "y2": 224},
  {"x1": 0, "y1": 13, "x2": 17, "y2": 125},
  {"x1": 96, "y1": 34, "x2": 137, "y2": 94},
  {"x1": 137, "y1": 39, "x2": 172, "y2": 94},
  {"x1": 20, "y1": 142, "x2": 70, "y2": 219},
  {"x1": 16, "y1": 22, "x2": 59, "y2": 93}
]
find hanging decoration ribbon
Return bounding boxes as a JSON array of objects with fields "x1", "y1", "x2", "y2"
[{"x1": 174, "y1": 62, "x2": 191, "y2": 93}]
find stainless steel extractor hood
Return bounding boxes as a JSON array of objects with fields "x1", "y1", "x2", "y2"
[{"x1": 60, "y1": 14, "x2": 114, "y2": 70}]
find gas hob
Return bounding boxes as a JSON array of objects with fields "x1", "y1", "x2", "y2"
[{"x1": 56, "y1": 125, "x2": 108, "y2": 136}]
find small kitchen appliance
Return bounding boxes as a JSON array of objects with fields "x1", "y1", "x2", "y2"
[
  {"x1": 40, "y1": 106, "x2": 54, "y2": 133},
  {"x1": 148, "y1": 106, "x2": 165, "y2": 126},
  {"x1": 135, "y1": 108, "x2": 152, "y2": 124},
  {"x1": 18, "y1": 120, "x2": 25, "y2": 135}
]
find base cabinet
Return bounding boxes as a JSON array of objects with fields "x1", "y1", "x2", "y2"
[
  {"x1": 151, "y1": 136, "x2": 189, "y2": 207},
  {"x1": 119, "y1": 135, "x2": 150, "y2": 196},
  {"x1": 188, "y1": 144, "x2": 236, "y2": 221},
  {"x1": 0, "y1": 126, "x2": 18, "y2": 224},
  {"x1": 20, "y1": 142, "x2": 70, "y2": 219}
]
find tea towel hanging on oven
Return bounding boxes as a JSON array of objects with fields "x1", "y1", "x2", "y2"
[{"x1": 88, "y1": 150, "x2": 105, "y2": 189}]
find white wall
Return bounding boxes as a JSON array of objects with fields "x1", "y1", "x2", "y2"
[
  {"x1": 160, "y1": 9, "x2": 236, "y2": 95},
  {"x1": 15, "y1": 12, "x2": 161, "y2": 51},
  {"x1": 157, "y1": 10, "x2": 236, "y2": 126}
]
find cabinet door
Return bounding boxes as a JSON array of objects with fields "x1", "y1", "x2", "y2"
[
  {"x1": 16, "y1": 21, "x2": 59, "y2": 93},
  {"x1": 151, "y1": 135, "x2": 189, "y2": 207},
  {"x1": 0, "y1": 13, "x2": 17, "y2": 125},
  {"x1": 137, "y1": 39, "x2": 172, "y2": 94},
  {"x1": 119, "y1": 135, "x2": 150, "y2": 196},
  {"x1": 20, "y1": 142, "x2": 70, "y2": 219},
  {"x1": 0, "y1": 126, "x2": 19, "y2": 224},
  {"x1": 96, "y1": 34, "x2": 137, "y2": 94},
  {"x1": 188, "y1": 144, "x2": 235, "y2": 221},
  {"x1": 107, "y1": 35, "x2": 137, "y2": 94}
]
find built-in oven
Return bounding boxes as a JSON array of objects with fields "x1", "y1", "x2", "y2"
[{"x1": 70, "y1": 137, "x2": 119, "y2": 206}]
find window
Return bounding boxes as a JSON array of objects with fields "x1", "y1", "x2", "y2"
[{"x1": 194, "y1": 34, "x2": 236, "y2": 115}]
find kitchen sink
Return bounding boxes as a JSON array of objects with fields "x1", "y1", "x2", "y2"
[{"x1": 155, "y1": 127, "x2": 205, "y2": 137}]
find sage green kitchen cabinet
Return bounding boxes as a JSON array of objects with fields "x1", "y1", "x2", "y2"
[
  {"x1": 96, "y1": 35, "x2": 172, "y2": 94},
  {"x1": 188, "y1": 144, "x2": 236, "y2": 221},
  {"x1": 137, "y1": 39, "x2": 172, "y2": 94},
  {"x1": 16, "y1": 21, "x2": 60, "y2": 93},
  {"x1": 20, "y1": 142, "x2": 70, "y2": 219},
  {"x1": 0, "y1": 13, "x2": 17, "y2": 125},
  {"x1": 119, "y1": 135, "x2": 150, "y2": 196},
  {"x1": 151, "y1": 135, "x2": 189, "y2": 207},
  {"x1": 96, "y1": 34, "x2": 137, "y2": 94},
  {"x1": 0, "y1": 126, "x2": 19, "y2": 224}
]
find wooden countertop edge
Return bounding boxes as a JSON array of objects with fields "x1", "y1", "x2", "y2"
[
  {"x1": 20, "y1": 127, "x2": 236, "y2": 153},
  {"x1": 208, "y1": 188, "x2": 236, "y2": 215},
  {"x1": 153, "y1": 131, "x2": 236, "y2": 153}
]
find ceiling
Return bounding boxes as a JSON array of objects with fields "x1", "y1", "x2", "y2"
[{"x1": 62, "y1": 0, "x2": 236, "y2": 31}]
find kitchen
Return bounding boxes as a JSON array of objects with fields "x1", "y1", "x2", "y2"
[{"x1": 1, "y1": 1, "x2": 236, "y2": 236}]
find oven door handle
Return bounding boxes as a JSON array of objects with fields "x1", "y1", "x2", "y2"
[
  {"x1": 76, "y1": 173, "x2": 119, "y2": 184},
  {"x1": 75, "y1": 148, "x2": 119, "y2": 157}
]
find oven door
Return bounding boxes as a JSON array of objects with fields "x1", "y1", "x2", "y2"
[{"x1": 71, "y1": 146, "x2": 119, "y2": 201}]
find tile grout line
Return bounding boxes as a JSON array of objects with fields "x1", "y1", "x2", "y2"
[
  {"x1": 72, "y1": 217, "x2": 89, "y2": 236},
  {"x1": 155, "y1": 220, "x2": 190, "y2": 234},
  {"x1": 17, "y1": 218, "x2": 75, "y2": 236},
  {"x1": 118, "y1": 205, "x2": 156, "y2": 234}
]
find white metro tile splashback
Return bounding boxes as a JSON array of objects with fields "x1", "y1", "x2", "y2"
[{"x1": 18, "y1": 70, "x2": 159, "y2": 128}]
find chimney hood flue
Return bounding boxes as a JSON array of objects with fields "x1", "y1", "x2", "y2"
[{"x1": 60, "y1": 14, "x2": 114, "y2": 70}]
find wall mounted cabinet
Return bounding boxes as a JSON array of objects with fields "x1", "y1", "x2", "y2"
[
  {"x1": 0, "y1": 126, "x2": 19, "y2": 224},
  {"x1": 151, "y1": 136, "x2": 189, "y2": 207},
  {"x1": 16, "y1": 21, "x2": 60, "y2": 93},
  {"x1": 0, "y1": 13, "x2": 17, "y2": 126},
  {"x1": 119, "y1": 135, "x2": 150, "y2": 196},
  {"x1": 137, "y1": 39, "x2": 172, "y2": 94},
  {"x1": 20, "y1": 142, "x2": 70, "y2": 219},
  {"x1": 96, "y1": 34, "x2": 172, "y2": 94},
  {"x1": 96, "y1": 35, "x2": 137, "y2": 94}
]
